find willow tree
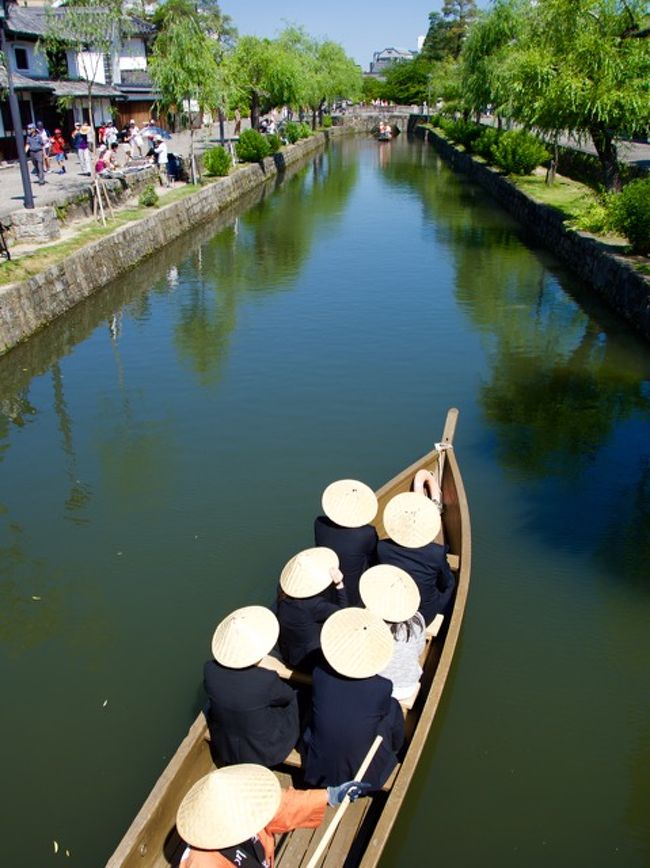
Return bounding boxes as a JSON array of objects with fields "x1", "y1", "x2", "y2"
[
  {"x1": 278, "y1": 28, "x2": 361, "y2": 127},
  {"x1": 224, "y1": 35, "x2": 302, "y2": 129},
  {"x1": 149, "y1": 14, "x2": 222, "y2": 182},
  {"x1": 500, "y1": 0, "x2": 650, "y2": 190}
]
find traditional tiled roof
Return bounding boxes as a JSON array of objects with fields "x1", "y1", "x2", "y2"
[
  {"x1": 0, "y1": 63, "x2": 54, "y2": 91},
  {"x1": 49, "y1": 79, "x2": 121, "y2": 97},
  {"x1": 5, "y1": 4, "x2": 50, "y2": 37}
]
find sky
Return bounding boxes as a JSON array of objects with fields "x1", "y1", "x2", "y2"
[{"x1": 218, "y1": 1, "x2": 487, "y2": 69}]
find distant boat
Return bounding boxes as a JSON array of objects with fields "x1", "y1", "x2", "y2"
[
  {"x1": 376, "y1": 123, "x2": 393, "y2": 141},
  {"x1": 107, "y1": 407, "x2": 471, "y2": 868}
]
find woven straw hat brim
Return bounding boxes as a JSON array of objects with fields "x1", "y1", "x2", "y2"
[
  {"x1": 359, "y1": 564, "x2": 420, "y2": 622},
  {"x1": 212, "y1": 606, "x2": 279, "y2": 668},
  {"x1": 321, "y1": 607, "x2": 394, "y2": 678},
  {"x1": 176, "y1": 764, "x2": 281, "y2": 850},
  {"x1": 383, "y1": 492, "x2": 441, "y2": 548},
  {"x1": 321, "y1": 479, "x2": 378, "y2": 528},
  {"x1": 280, "y1": 547, "x2": 339, "y2": 598}
]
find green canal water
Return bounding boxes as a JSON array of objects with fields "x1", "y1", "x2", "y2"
[{"x1": 1, "y1": 135, "x2": 649, "y2": 867}]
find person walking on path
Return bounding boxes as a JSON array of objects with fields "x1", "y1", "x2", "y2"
[
  {"x1": 36, "y1": 122, "x2": 51, "y2": 172},
  {"x1": 25, "y1": 124, "x2": 45, "y2": 185},
  {"x1": 50, "y1": 129, "x2": 67, "y2": 174}
]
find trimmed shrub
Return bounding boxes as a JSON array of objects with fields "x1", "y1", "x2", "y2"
[
  {"x1": 284, "y1": 121, "x2": 301, "y2": 144},
  {"x1": 203, "y1": 145, "x2": 232, "y2": 176},
  {"x1": 322, "y1": 114, "x2": 333, "y2": 129},
  {"x1": 446, "y1": 120, "x2": 482, "y2": 151},
  {"x1": 610, "y1": 178, "x2": 650, "y2": 254},
  {"x1": 298, "y1": 122, "x2": 312, "y2": 139},
  {"x1": 473, "y1": 127, "x2": 501, "y2": 162},
  {"x1": 492, "y1": 129, "x2": 550, "y2": 175},
  {"x1": 139, "y1": 184, "x2": 159, "y2": 207},
  {"x1": 235, "y1": 128, "x2": 271, "y2": 162},
  {"x1": 266, "y1": 133, "x2": 281, "y2": 154},
  {"x1": 573, "y1": 197, "x2": 617, "y2": 234}
]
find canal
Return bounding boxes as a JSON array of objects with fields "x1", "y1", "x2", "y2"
[{"x1": 1, "y1": 135, "x2": 649, "y2": 867}]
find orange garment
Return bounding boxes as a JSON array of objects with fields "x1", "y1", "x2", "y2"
[{"x1": 182, "y1": 788, "x2": 327, "y2": 868}]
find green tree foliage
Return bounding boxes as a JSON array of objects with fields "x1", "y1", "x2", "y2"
[
  {"x1": 225, "y1": 35, "x2": 302, "y2": 130},
  {"x1": 149, "y1": 12, "x2": 224, "y2": 180},
  {"x1": 362, "y1": 76, "x2": 384, "y2": 103},
  {"x1": 492, "y1": 129, "x2": 550, "y2": 175},
  {"x1": 381, "y1": 56, "x2": 433, "y2": 105},
  {"x1": 494, "y1": 0, "x2": 650, "y2": 190},
  {"x1": 460, "y1": 0, "x2": 526, "y2": 118},
  {"x1": 423, "y1": 0, "x2": 478, "y2": 60}
]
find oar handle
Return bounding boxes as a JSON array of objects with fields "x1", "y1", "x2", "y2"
[{"x1": 305, "y1": 735, "x2": 384, "y2": 868}]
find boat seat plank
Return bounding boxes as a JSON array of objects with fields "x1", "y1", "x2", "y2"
[
  {"x1": 320, "y1": 797, "x2": 372, "y2": 868},
  {"x1": 447, "y1": 553, "x2": 459, "y2": 571},
  {"x1": 275, "y1": 824, "x2": 320, "y2": 867}
]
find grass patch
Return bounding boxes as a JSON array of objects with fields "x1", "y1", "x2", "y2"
[
  {"x1": 0, "y1": 183, "x2": 203, "y2": 287},
  {"x1": 512, "y1": 172, "x2": 595, "y2": 220}
]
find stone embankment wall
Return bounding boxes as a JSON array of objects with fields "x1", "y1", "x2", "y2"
[
  {"x1": 0, "y1": 128, "x2": 346, "y2": 355},
  {"x1": 414, "y1": 123, "x2": 650, "y2": 342}
]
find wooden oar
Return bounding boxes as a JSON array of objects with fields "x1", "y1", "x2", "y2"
[{"x1": 305, "y1": 735, "x2": 384, "y2": 868}]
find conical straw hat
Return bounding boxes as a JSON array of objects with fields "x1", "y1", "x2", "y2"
[
  {"x1": 280, "y1": 547, "x2": 339, "y2": 598},
  {"x1": 320, "y1": 607, "x2": 394, "y2": 678},
  {"x1": 211, "y1": 606, "x2": 279, "y2": 668},
  {"x1": 321, "y1": 479, "x2": 378, "y2": 528},
  {"x1": 359, "y1": 564, "x2": 420, "y2": 623},
  {"x1": 176, "y1": 764, "x2": 281, "y2": 850},
  {"x1": 383, "y1": 492, "x2": 441, "y2": 548}
]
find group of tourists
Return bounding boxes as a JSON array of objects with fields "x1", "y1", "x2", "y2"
[
  {"x1": 176, "y1": 457, "x2": 457, "y2": 865},
  {"x1": 23, "y1": 117, "x2": 174, "y2": 186}
]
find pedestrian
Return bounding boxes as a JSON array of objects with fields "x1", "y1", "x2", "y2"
[
  {"x1": 314, "y1": 479, "x2": 378, "y2": 606},
  {"x1": 203, "y1": 605, "x2": 300, "y2": 767},
  {"x1": 50, "y1": 128, "x2": 67, "y2": 174},
  {"x1": 129, "y1": 120, "x2": 144, "y2": 158},
  {"x1": 153, "y1": 134, "x2": 169, "y2": 187},
  {"x1": 36, "y1": 121, "x2": 51, "y2": 172},
  {"x1": 71, "y1": 121, "x2": 91, "y2": 175},
  {"x1": 175, "y1": 764, "x2": 371, "y2": 867},
  {"x1": 25, "y1": 123, "x2": 45, "y2": 185}
]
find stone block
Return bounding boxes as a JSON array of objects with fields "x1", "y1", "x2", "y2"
[{"x1": 11, "y1": 206, "x2": 61, "y2": 243}]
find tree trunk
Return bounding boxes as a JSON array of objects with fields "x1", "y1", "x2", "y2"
[
  {"x1": 311, "y1": 109, "x2": 317, "y2": 130},
  {"x1": 218, "y1": 107, "x2": 226, "y2": 145},
  {"x1": 590, "y1": 124, "x2": 621, "y2": 192},
  {"x1": 250, "y1": 91, "x2": 260, "y2": 131}
]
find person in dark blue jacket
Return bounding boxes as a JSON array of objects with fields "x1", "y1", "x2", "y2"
[
  {"x1": 204, "y1": 605, "x2": 299, "y2": 767},
  {"x1": 277, "y1": 546, "x2": 348, "y2": 671},
  {"x1": 302, "y1": 607, "x2": 404, "y2": 789},
  {"x1": 377, "y1": 491, "x2": 455, "y2": 626},
  {"x1": 314, "y1": 478, "x2": 379, "y2": 606}
]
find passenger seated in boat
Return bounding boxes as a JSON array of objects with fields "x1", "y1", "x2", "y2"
[
  {"x1": 359, "y1": 565, "x2": 426, "y2": 701},
  {"x1": 277, "y1": 546, "x2": 349, "y2": 671},
  {"x1": 302, "y1": 607, "x2": 404, "y2": 790},
  {"x1": 203, "y1": 605, "x2": 300, "y2": 767},
  {"x1": 314, "y1": 479, "x2": 378, "y2": 606},
  {"x1": 377, "y1": 491, "x2": 455, "y2": 626},
  {"x1": 176, "y1": 764, "x2": 371, "y2": 867}
]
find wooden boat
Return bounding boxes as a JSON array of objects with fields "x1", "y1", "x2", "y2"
[{"x1": 107, "y1": 407, "x2": 471, "y2": 868}]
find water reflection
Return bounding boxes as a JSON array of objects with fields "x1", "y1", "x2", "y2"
[
  {"x1": 173, "y1": 148, "x2": 358, "y2": 384},
  {"x1": 382, "y1": 141, "x2": 650, "y2": 582}
]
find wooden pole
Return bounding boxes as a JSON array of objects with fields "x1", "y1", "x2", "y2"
[{"x1": 305, "y1": 735, "x2": 383, "y2": 868}]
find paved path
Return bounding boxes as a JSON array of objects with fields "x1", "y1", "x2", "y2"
[
  {"x1": 2, "y1": 115, "x2": 647, "y2": 219},
  {"x1": 0, "y1": 121, "x2": 250, "y2": 220}
]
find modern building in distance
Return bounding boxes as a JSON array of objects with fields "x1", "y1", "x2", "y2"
[{"x1": 368, "y1": 47, "x2": 417, "y2": 76}]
